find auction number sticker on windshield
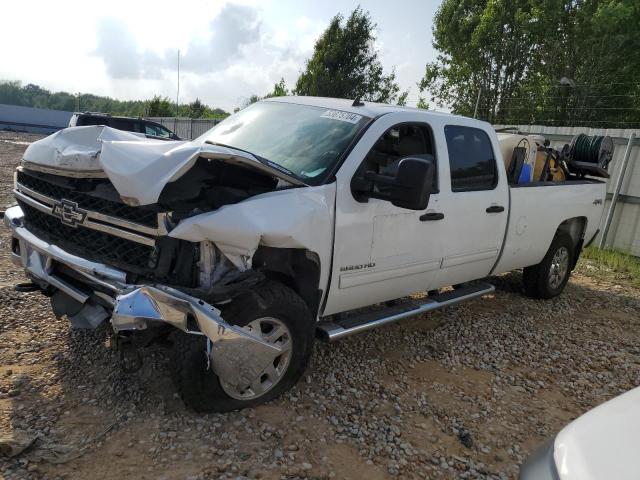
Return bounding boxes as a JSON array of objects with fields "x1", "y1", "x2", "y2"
[{"x1": 321, "y1": 110, "x2": 363, "y2": 124}]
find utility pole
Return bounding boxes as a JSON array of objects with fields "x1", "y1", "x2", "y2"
[
  {"x1": 176, "y1": 49, "x2": 180, "y2": 117},
  {"x1": 473, "y1": 87, "x2": 481, "y2": 119}
]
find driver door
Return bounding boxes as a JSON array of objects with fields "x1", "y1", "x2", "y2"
[{"x1": 323, "y1": 114, "x2": 446, "y2": 316}]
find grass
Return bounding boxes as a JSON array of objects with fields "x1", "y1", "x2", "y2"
[{"x1": 580, "y1": 246, "x2": 640, "y2": 288}]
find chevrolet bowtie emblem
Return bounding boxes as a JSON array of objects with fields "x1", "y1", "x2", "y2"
[{"x1": 52, "y1": 199, "x2": 88, "y2": 228}]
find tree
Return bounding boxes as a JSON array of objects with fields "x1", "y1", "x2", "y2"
[
  {"x1": 396, "y1": 91, "x2": 409, "y2": 107},
  {"x1": 416, "y1": 97, "x2": 429, "y2": 110},
  {"x1": 0, "y1": 81, "x2": 229, "y2": 118},
  {"x1": 419, "y1": 0, "x2": 540, "y2": 123},
  {"x1": 269, "y1": 78, "x2": 289, "y2": 97},
  {"x1": 515, "y1": 0, "x2": 640, "y2": 127},
  {"x1": 146, "y1": 95, "x2": 175, "y2": 117},
  {"x1": 0, "y1": 81, "x2": 27, "y2": 106},
  {"x1": 237, "y1": 78, "x2": 290, "y2": 111},
  {"x1": 420, "y1": 0, "x2": 640, "y2": 128},
  {"x1": 188, "y1": 98, "x2": 207, "y2": 118},
  {"x1": 295, "y1": 7, "x2": 401, "y2": 103},
  {"x1": 240, "y1": 94, "x2": 262, "y2": 110}
]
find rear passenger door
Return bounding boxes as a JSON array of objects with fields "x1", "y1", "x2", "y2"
[{"x1": 433, "y1": 124, "x2": 509, "y2": 288}]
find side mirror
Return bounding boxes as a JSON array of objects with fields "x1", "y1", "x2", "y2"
[
  {"x1": 388, "y1": 157, "x2": 435, "y2": 210},
  {"x1": 352, "y1": 157, "x2": 435, "y2": 210}
]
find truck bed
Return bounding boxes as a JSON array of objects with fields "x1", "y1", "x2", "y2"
[{"x1": 493, "y1": 180, "x2": 606, "y2": 274}]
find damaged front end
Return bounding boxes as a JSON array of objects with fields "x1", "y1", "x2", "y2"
[
  {"x1": 5, "y1": 205, "x2": 283, "y2": 388},
  {"x1": 7, "y1": 124, "x2": 333, "y2": 393}
]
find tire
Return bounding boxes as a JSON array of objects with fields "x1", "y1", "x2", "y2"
[
  {"x1": 174, "y1": 281, "x2": 315, "y2": 413},
  {"x1": 522, "y1": 233, "x2": 574, "y2": 299}
]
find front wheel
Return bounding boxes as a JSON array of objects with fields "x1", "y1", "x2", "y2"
[
  {"x1": 174, "y1": 281, "x2": 315, "y2": 412},
  {"x1": 523, "y1": 233, "x2": 574, "y2": 299}
]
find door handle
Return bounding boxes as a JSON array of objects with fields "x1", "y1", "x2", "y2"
[
  {"x1": 420, "y1": 212, "x2": 445, "y2": 221},
  {"x1": 486, "y1": 205, "x2": 505, "y2": 213}
]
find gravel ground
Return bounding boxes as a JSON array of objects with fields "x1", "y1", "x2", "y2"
[{"x1": 0, "y1": 131, "x2": 639, "y2": 479}]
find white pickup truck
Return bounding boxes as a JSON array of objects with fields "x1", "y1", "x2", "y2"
[{"x1": 5, "y1": 97, "x2": 610, "y2": 411}]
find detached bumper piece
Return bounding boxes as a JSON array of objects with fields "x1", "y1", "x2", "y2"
[{"x1": 4, "y1": 205, "x2": 282, "y2": 390}]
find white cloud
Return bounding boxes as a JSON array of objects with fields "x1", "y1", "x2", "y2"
[
  {"x1": 94, "y1": 18, "x2": 142, "y2": 79},
  {"x1": 86, "y1": 2, "x2": 318, "y2": 110},
  {"x1": 179, "y1": 4, "x2": 263, "y2": 73},
  {"x1": 0, "y1": 0, "x2": 440, "y2": 111}
]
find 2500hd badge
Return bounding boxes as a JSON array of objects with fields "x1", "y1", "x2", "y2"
[{"x1": 340, "y1": 262, "x2": 376, "y2": 272}]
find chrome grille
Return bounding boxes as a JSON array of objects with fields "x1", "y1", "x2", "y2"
[
  {"x1": 16, "y1": 169, "x2": 159, "y2": 228},
  {"x1": 17, "y1": 201, "x2": 156, "y2": 271},
  {"x1": 14, "y1": 168, "x2": 167, "y2": 274}
]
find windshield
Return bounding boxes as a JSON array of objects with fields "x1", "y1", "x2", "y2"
[{"x1": 198, "y1": 101, "x2": 371, "y2": 184}]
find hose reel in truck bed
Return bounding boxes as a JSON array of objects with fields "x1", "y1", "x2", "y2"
[
  {"x1": 536, "y1": 134, "x2": 613, "y2": 181},
  {"x1": 567, "y1": 134, "x2": 614, "y2": 178},
  {"x1": 497, "y1": 130, "x2": 614, "y2": 183}
]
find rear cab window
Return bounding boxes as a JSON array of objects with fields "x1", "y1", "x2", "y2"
[{"x1": 444, "y1": 125, "x2": 497, "y2": 192}]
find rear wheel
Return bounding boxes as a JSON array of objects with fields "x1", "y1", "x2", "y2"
[
  {"x1": 523, "y1": 233, "x2": 574, "y2": 299},
  {"x1": 174, "y1": 281, "x2": 314, "y2": 412}
]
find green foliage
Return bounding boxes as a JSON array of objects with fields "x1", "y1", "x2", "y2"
[
  {"x1": 269, "y1": 78, "x2": 289, "y2": 98},
  {"x1": 580, "y1": 246, "x2": 640, "y2": 288},
  {"x1": 239, "y1": 78, "x2": 290, "y2": 110},
  {"x1": 416, "y1": 97, "x2": 429, "y2": 110},
  {"x1": 0, "y1": 80, "x2": 148, "y2": 115},
  {"x1": 396, "y1": 90, "x2": 409, "y2": 107},
  {"x1": 420, "y1": 0, "x2": 540, "y2": 122},
  {"x1": 420, "y1": 0, "x2": 640, "y2": 127},
  {"x1": 240, "y1": 94, "x2": 262, "y2": 110},
  {"x1": 147, "y1": 95, "x2": 175, "y2": 117},
  {"x1": 0, "y1": 81, "x2": 229, "y2": 119},
  {"x1": 294, "y1": 7, "x2": 401, "y2": 103}
]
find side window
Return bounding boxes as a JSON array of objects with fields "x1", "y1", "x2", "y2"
[
  {"x1": 158, "y1": 125, "x2": 173, "y2": 137},
  {"x1": 444, "y1": 125, "x2": 497, "y2": 192},
  {"x1": 145, "y1": 123, "x2": 170, "y2": 138},
  {"x1": 110, "y1": 119, "x2": 137, "y2": 132},
  {"x1": 78, "y1": 116, "x2": 104, "y2": 126},
  {"x1": 360, "y1": 123, "x2": 437, "y2": 191}
]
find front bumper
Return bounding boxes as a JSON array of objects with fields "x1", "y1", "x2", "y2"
[{"x1": 4, "y1": 205, "x2": 282, "y2": 389}]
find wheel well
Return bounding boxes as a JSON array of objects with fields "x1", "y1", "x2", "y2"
[
  {"x1": 556, "y1": 217, "x2": 587, "y2": 269},
  {"x1": 556, "y1": 217, "x2": 587, "y2": 248},
  {"x1": 251, "y1": 246, "x2": 322, "y2": 317}
]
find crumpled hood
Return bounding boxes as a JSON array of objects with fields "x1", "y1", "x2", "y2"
[{"x1": 22, "y1": 126, "x2": 302, "y2": 206}]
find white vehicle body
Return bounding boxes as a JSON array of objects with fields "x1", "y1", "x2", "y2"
[
  {"x1": 520, "y1": 386, "x2": 640, "y2": 480},
  {"x1": 5, "y1": 96, "x2": 608, "y2": 409}
]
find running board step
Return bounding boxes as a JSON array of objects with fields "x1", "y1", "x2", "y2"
[{"x1": 316, "y1": 282, "x2": 495, "y2": 341}]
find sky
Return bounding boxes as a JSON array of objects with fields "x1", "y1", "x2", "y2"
[{"x1": 0, "y1": 0, "x2": 441, "y2": 112}]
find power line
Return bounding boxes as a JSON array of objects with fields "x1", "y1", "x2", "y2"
[
  {"x1": 507, "y1": 94, "x2": 639, "y2": 100},
  {"x1": 506, "y1": 119, "x2": 640, "y2": 125},
  {"x1": 544, "y1": 81, "x2": 640, "y2": 88},
  {"x1": 500, "y1": 106, "x2": 639, "y2": 110}
]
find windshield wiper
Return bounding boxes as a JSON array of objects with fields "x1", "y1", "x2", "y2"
[{"x1": 204, "y1": 140, "x2": 297, "y2": 178}]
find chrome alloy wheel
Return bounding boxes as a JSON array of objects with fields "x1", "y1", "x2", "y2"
[
  {"x1": 549, "y1": 246, "x2": 569, "y2": 290},
  {"x1": 219, "y1": 317, "x2": 292, "y2": 400}
]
